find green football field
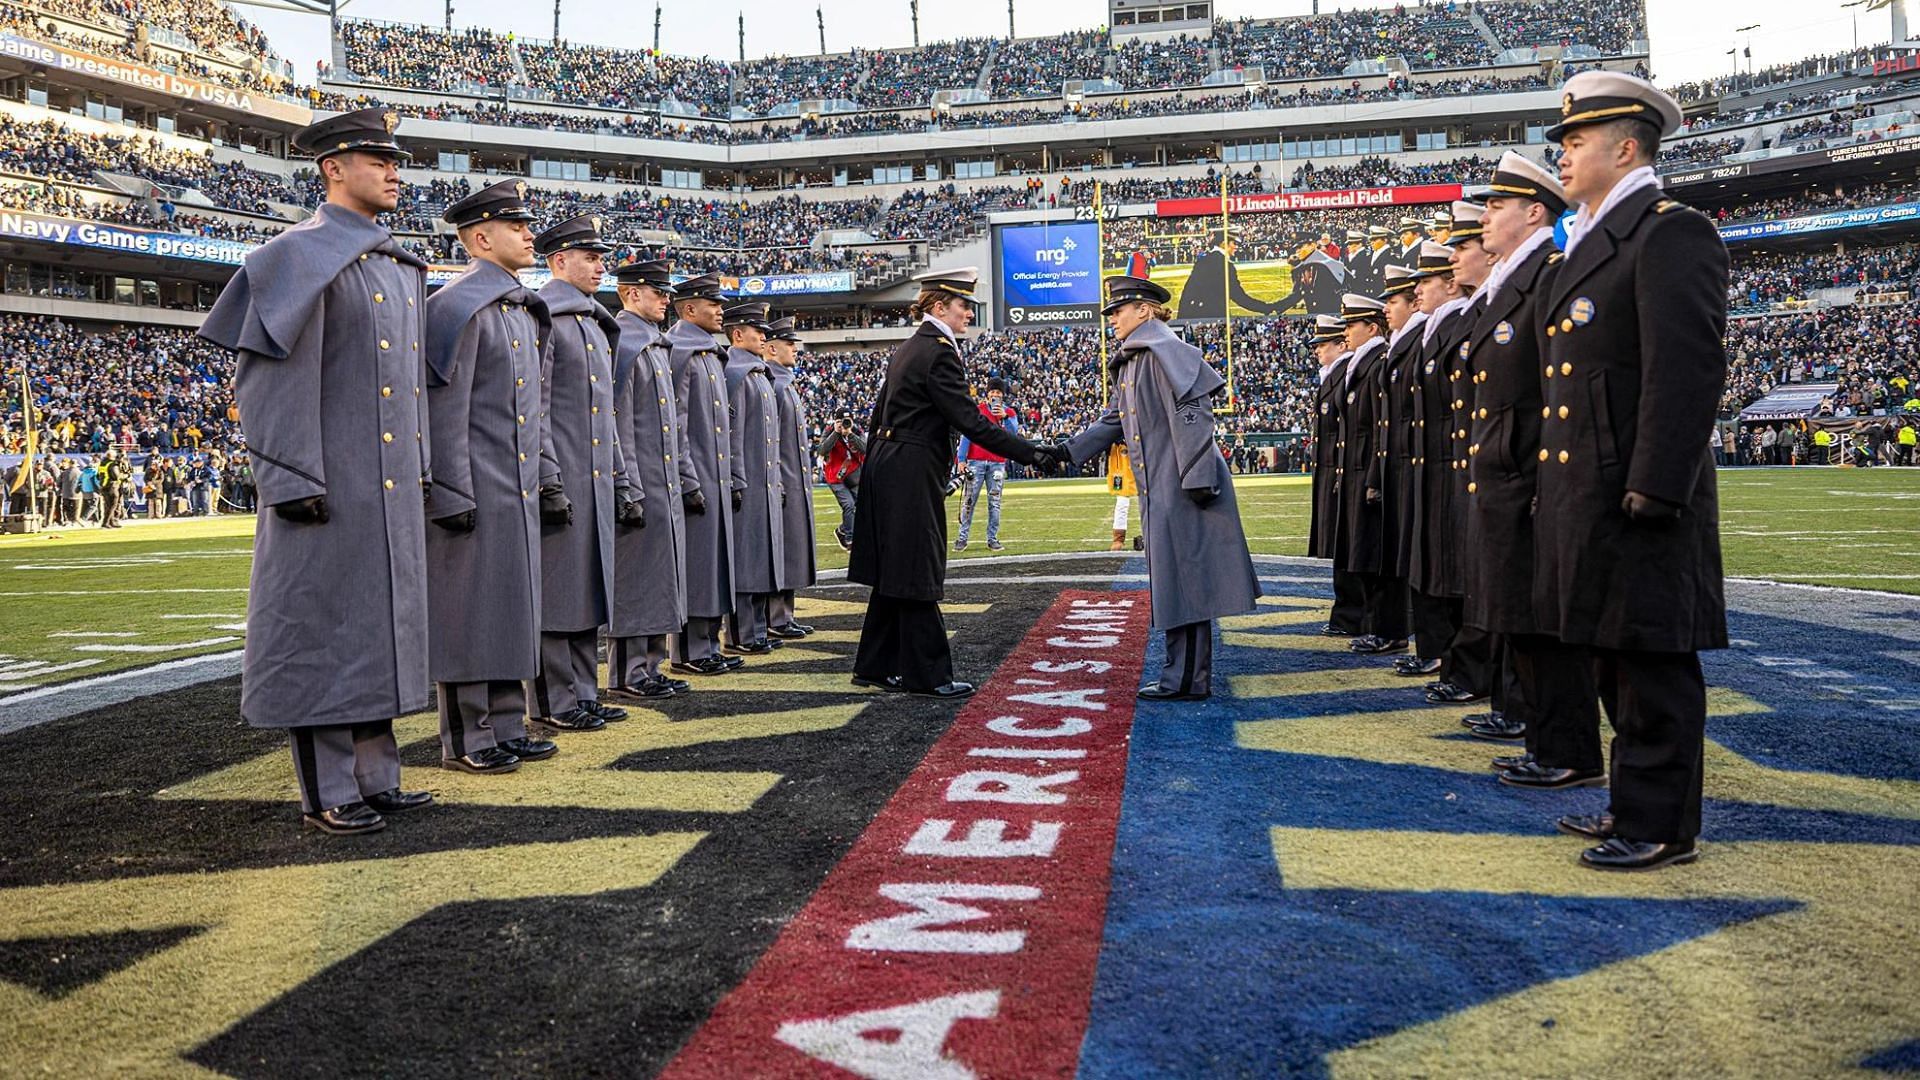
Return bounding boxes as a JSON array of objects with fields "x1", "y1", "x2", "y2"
[{"x1": 1, "y1": 467, "x2": 1915, "y2": 692}]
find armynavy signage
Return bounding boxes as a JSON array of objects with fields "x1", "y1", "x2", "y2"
[
  {"x1": 1718, "y1": 200, "x2": 1920, "y2": 242},
  {"x1": 0, "y1": 209, "x2": 253, "y2": 265},
  {"x1": 0, "y1": 32, "x2": 312, "y2": 125}
]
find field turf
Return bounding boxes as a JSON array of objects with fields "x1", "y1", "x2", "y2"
[{"x1": 0, "y1": 467, "x2": 1913, "y2": 694}]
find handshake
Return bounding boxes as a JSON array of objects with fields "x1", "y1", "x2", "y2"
[{"x1": 1029, "y1": 441, "x2": 1074, "y2": 475}]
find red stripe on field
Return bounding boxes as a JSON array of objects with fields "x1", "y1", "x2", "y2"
[{"x1": 661, "y1": 589, "x2": 1152, "y2": 1080}]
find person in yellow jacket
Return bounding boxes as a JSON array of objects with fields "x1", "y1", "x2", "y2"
[
  {"x1": 1107, "y1": 443, "x2": 1142, "y2": 551},
  {"x1": 1812, "y1": 427, "x2": 1835, "y2": 465}
]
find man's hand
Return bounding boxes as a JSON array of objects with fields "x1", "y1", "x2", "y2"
[
  {"x1": 1365, "y1": 486, "x2": 1381, "y2": 504},
  {"x1": 616, "y1": 495, "x2": 645, "y2": 529},
  {"x1": 731, "y1": 489, "x2": 743, "y2": 513},
  {"x1": 273, "y1": 495, "x2": 328, "y2": 524},
  {"x1": 1622, "y1": 490, "x2": 1681, "y2": 522},
  {"x1": 539, "y1": 483, "x2": 572, "y2": 527},
  {"x1": 684, "y1": 490, "x2": 707, "y2": 516},
  {"x1": 432, "y1": 509, "x2": 476, "y2": 533},
  {"x1": 1186, "y1": 486, "x2": 1219, "y2": 508}
]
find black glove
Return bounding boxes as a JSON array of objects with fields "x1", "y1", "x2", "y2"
[
  {"x1": 731, "y1": 489, "x2": 743, "y2": 513},
  {"x1": 1622, "y1": 490, "x2": 1681, "y2": 522},
  {"x1": 684, "y1": 490, "x2": 707, "y2": 516},
  {"x1": 420, "y1": 478, "x2": 432, "y2": 504},
  {"x1": 272, "y1": 495, "x2": 328, "y2": 524},
  {"x1": 433, "y1": 509, "x2": 476, "y2": 533},
  {"x1": 1186, "y1": 486, "x2": 1219, "y2": 508},
  {"x1": 616, "y1": 495, "x2": 645, "y2": 529},
  {"x1": 539, "y1": 483, "x2": 572, "y2": 527},
  {"x1": 781, "y1": 491, "x2": 788, "y2": 507}
]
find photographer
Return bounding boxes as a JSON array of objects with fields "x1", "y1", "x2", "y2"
[{"x1": 816, "y1": 414, "x2": 866, "y2": 551}]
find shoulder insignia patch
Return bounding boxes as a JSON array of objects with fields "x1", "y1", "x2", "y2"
[
  {"x1": 1547, "y1": 252, "x2": 1565, "y2": 264},
  {"x1": 1655, "y1": 199, "x2": 1682, "y2": 214}
]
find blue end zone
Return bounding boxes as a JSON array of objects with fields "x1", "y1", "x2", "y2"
[{"x1": 1078, "y1": 559, "x2": 1920, "y2": 1077}]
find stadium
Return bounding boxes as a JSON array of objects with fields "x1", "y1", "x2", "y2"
[{"x1": 1, "y1": 0, "x2": 1918, "y2": 1073}]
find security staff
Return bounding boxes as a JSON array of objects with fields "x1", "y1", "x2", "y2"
[
  {"x1": 1400, "y1": 240, "x2": 1470, "y2": 680},
  {"x1": 1338, "y1": 284, "x2": 1406, "y2": 656},
  {"x1": 764, "y1": 316, "x2": 818, "y2": 639},
  {"x1": 1060, "y1": 276, "x2": 1261, "y2": 700},
  {"x1": 197, "y1": 108, "x2": 432, "y2": 835},
  {"x1": 1306, "y1": 314, "x2": 1361, "y2": 636},
  {"x1": 720, "y1": 300, "x2": 785, "y2": 654},
  {"x1": 530, "y1": 214, "x2": 623, "y2": 731},
  {"x1": 1463, "y1": 152, "x2": 1605, "y2": 791},
  {"x1": 848, "y1": 267, "x2": 1060, "y2": 698},
  {"x1": 423, "y1": 179, "x2": 566, "y2": 773},
  {"x1": 1538, "y1": 72, "x2": 1728, "y2": 871},
  {"x1": 665, "y1": 273, "x2": 738, "y2": 677},
  {"x1": 607, "y1": 259, "x2": 693, "y2": 699}
]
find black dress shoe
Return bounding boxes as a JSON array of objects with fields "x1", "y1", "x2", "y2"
[
  {"x1": 1427, "y1": 683, "x2": 1489, "y2": 704},
  {"x1": 720, "y1": 655, "x2": 747, "y2": 670},
  {"x1": 1580, "y1": 836, "x2": 1698, "y2": 871},
  {"x1": 364, "y1": 788, "x2": 434, "y2": 814},
  {"x1": 581, "y1": 699, "x2": 628, "y2": 722},
  {"x1": 1557, "y1": 813, "x2": 1617, "y2": 841},
  {"x1": 444, "y1": 747, "x2": 520, "y2": 773},
  {"x1": 537, "y1": 706, "x2": 607, "y2": 732},
  {"x1": 851, "y1": 674, "x2": 905, "y2": 692},
  {"x1": 1393, "y1": 657, "x2": 1444, "y2": 677},
  {"x1": 1499, "y1": 762, "x2": 1607, "y2": 789},
  {"x1": 1460, "y1": 709, "x2": 1500, "y2": 728},
  {"x1": 1467, "y1": 716, "x2": 1528, "y2": 743},
  {"x1": 725, "y1": 640, "x2": 775, "y2": 655},
  {"x1": 768, "y1": 624, "x2": 808, "y2": 639},
  {"x1": 1320, "y1": 624, "x2": 1355, "y2": 637},
  {"x1": 303, "y1": 801, "x2": 387, "y2": 835},
  {"x1": 1139, "y1": 685, "x2": 1210, "y2": 701},
  {"x1": 913, "y1": 681, "x2": 976, "y2": 699},
  {"x1": 789, "y1": 622, "x2": 815, "y2": 635},
  {"x1": 496, "y1": 736, "x2": 558, "y2": 762},
  {"x1": 616, "y1": 678, "x2": 677, "y2": 699},
  {"x1": 1352, "y1": 637, "x2": 1410, "y2": 655},
  {"x1": 671, "y1": 657, "x2": 733, "y2": 676},
  {"x1": 1491, "y1": 752, "x2": 1534, "y2": 772},
  {"x1": 665, "y1": 677, "x2": 691, "y2": 693}
]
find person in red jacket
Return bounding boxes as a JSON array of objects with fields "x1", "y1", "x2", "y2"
[
  {"x1": 954, "y1": 378, "x2": 1018, "y2": 552},
  {"x1": 816, "y1": 414, "x2": 865, "y2": 550}
]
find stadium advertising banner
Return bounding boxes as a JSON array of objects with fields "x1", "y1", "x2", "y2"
[
  {"x1": 729, "y1": 270, "x2": 857, "y2": 296},
  {"x1": 1153, "y1": 184, "x2": 1463, "y2": 218},
  {"x1": 0, "y1": 33, "x2": 313, "y2": 125},
  {"x1": 1719, "y1": 201, "x2": 1920, "y2": 242},
  {"x1": 0, "y1": 209, "x2": 253, "y2": 266},
  {"x1": 995, "y1": 221, "x2": 1102, "y2": 327}
]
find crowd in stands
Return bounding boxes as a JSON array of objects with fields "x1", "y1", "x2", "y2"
[
  {"x1": 337, "y1": 22, "x2": 520, "y2": 93},
  {"x1": 518, "y1": 40, "x2": 727, "y2": 113},
  {"x1": 857, "y1": 39, "x2": 994, "y2": 108},
  {"x1": 989, "y1": 29, "x2": 1112, "y2": 99},
  {"x1": 1287, "y1": 153, "x2": 1498, "y2": 192},
  {"x1": 1703, "y1": 177, "x2": 1920, "y2": 228},
  {"x1": 0, "y1": 114, "x2": 296, "y2": 215},
  {"x1": 1656, "y1": 136, "x2": 1747, "y2": 169},
  {"x1": 1478, "y1": 0, "x2": 1643, "y2": 54},
  {"x1": 1681, "y1": 80, "x2": 1917, "y2": 137},
  {"x1": 1667, "y1": 47, "x2": 1887, "y2": 105},
  {"x1": 1720, "y1": 302, "x2": 1920, "y2": 419},
  {"x1": 1215, "y1": 1, "x2": 1492, "y2": 80},
  {"x1": 1728, "y1": 243, "x2": 1919, "y2": 312}
]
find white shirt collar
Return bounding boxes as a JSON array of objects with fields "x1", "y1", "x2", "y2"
[
  {"x1": 1422, "y1": 296, "x2": 1472, "y2": 344},
  {"x1": 1389, "y1": 310, "x2": 1428, "y2": 351},
  {"x1": 1564, "y1": 165, "x2": 1660, "y2": 257},
  {"x1": 921, "y1": 312, "x2": 958, "y2": 347},
  {"x1": 1344, "y1": 336, "x2": 1386, "y2": 385},
  {"x1": 1481, "y1": 227, "x2": 1556, "y2": 304}
]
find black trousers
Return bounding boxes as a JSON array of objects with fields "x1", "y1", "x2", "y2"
[
  {"x1": 854, "y1": 592, "x2": 954, "y2": 691},
  {"x1": 1330, "y1": 570, "x2": 1366, "y2": 633},
  {"x1": 1360, "y1": 573, "x2": 1409, "y2": 639},
  {"x1": 1509, "y1": 633, "x2": 1603, "y2": 772},
  {"x1": 1593, "y1": 648, "x2": 1706, "y2": 845},
  {"x1": 1446, "y1": 622, "x2": 1496, "y2": 698},
  {"x1": 1409, "y1": 588, "x2": 1457, "y2": 662}
]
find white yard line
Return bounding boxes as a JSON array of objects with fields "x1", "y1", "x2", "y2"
[
  {"x1": 0, "y1": 650, "x2": 242, "y2": 734},
  {"x1": 70, "y1": 636, "x2": 240, "y2": 653}
]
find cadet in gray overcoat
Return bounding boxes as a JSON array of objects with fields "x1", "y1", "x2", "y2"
[
  {"x1": 424, "y1": 180, "x2": 568, "y2": 774},
  {"x1": 198, "y1": 108, "x2": 434, "y2": 835},
  {"x1": 720, "y1": 300, "x2": 786, "y2": 652},
  {"x1": 1061, "y1": 276, "x2": 1261, "y2": 701},
  {"x1": 664, "y1": 274, "x2": 737, "y2": 676},
  {"x1": 764, "y1": 316, "x2": 818, "y2": 639},
  {"x1": 606, "y1": 259, "x2": 692, "y2": 698},
  {"x1": 530, "y1": 215, "x2": 624, "y2": 731}
]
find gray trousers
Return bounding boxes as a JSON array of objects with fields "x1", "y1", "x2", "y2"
[
  {"x1": 729, "y1": 592, "x2": 770, "y2": 646},
  {"x1": 438, "y1": 680, "x2": 528, "y2": 759},
  {"x1": 827, "y1": 481, "x2": 856, "y2": 537},
  {"x1": 672, "y1": 616, "x2": 723, "y2": 661},
  {"x1": 531, "y1": 629, "x2": 600, "y2": 717},
  {"x1": 611, "y1": 634, "x2": 669, "y2": 685},
  {"x1": 1156, "y1": 620, "x2": 1214, "y2": 696},
  {"x1": 769, "y1": 589, "x2": 799, "y2": 630},
  {"x1": 289, "y1": 721, "x2": 401, "y2": 813}
]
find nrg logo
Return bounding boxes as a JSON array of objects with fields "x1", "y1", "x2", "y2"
[{"x1": 1034, "y1": 236, "x2": 1079, "y2": 265}]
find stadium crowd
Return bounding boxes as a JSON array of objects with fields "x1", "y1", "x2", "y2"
[{"x1": 1729, "y1": 243, "x2": 1919, "y2": 311}]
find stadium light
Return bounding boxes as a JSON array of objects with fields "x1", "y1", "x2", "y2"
[
  {"x1": 1843, "y1": 0, "x2": 1871, "y2": 50},
  {"x1": 910, "y1": 0, "x2": 919, "y2": 48}
]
